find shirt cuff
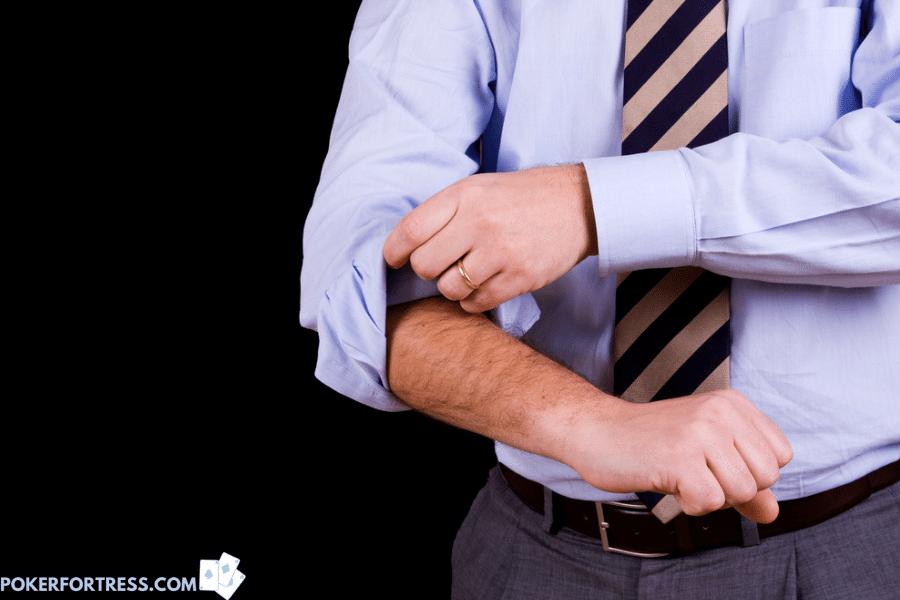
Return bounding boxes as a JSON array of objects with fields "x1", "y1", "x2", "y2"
[{"x1": 582, "y1": 150, "x2": 697, "y2": 277}]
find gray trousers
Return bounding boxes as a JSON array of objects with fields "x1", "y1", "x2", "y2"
[{"x1": 451, "y1": 465, "x2": 900, "y2": 599}]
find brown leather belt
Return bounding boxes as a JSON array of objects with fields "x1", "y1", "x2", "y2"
[{"x1": 499, "y1": 459, "x2": 900, "y2": 558}]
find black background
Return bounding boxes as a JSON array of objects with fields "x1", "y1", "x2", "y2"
[{"x1": 1, "y1": 2, "x2": 491, "y2": 597}]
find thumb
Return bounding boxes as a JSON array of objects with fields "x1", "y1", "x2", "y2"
[{"x1": 733, "y1": 488, "x2": 780, "y2": 524}]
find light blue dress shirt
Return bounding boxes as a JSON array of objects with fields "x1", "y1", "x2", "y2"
[{"x1": 300, "y1": 0, "x2": 900, "y2": 502}]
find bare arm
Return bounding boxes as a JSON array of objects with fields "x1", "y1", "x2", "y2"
[
  {"x1": 386, "y1": 295, "x2": 610, "y2": 465},
  {"x1": 386, "y1": 296, "x2": 793, "y2": 523}
]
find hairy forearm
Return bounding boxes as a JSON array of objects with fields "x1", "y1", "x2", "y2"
[
  {"x1": 385, "y1": 296, "x2": 618, "y2": 464},
  {"x1": 385, "y1": 296, "x2": 793, "y2": 522}
]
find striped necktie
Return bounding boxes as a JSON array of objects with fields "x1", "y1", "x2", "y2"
[{"x1": 615, "y1": 0, "x2": 731, "y2": 522}]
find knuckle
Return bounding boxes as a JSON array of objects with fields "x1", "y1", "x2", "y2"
[
  {"x1": 677, "y1": 468, "x2": 724, "y2": 516},
  {"x1": 505, "y1": 263, "x2": 526, "y2": 281},
  {"x1": 478, "y1": 208, "x2": 502, "y2": 232},
  {"x1": 460, "y1": 297, "x2": 486, "y2": 314},
  {"x1": 728, "y1": 389, "x2": 749, "y2": 403},
  {"x1": 695, "y1": 400, "x2": 734, "y2": 428},
  {"x1": 682, "y1": 492, "x2": 722, "y2": 516},
  {"x1": 400, "y1": 215, "x2": 427, "y2": 244},
  {"x1": 710, "y1": 392, "x2": 732, "y2": 406},
  {"x1": 436, "y1": 279, "x2": 460, "y2": 301},
  {"x1": 695, "y1": 475, "x2": 726, "y2": 508},
  {"x1": 449, "y1": 290, "x2": 468, "y2": 302},
  {"x1": 704, "y1": 395, "x2": 732, "y2": 415},
  {"x1": 778, "y1": 444, "x2": 794, "y2": 466},
  {"x1": 474, "y1": 291, "x2": 496, "y2": 311},
  {"x1": 699, "y1": 489, "x2": 726, "y2": 513},
  {"x1": 757, "y1": 467, "x2": 780, "y2": 489},
  {"x1": 409, "y1": 252, "x2": 437, "y2": 280},
  {"x1": 730, "y1": 480, "x2": 758, "y2": 504},
  {"x1": 727, "y1": 391, "x2": 752, "y2": 410},
  {"x1": 687, "y1": 419, "x2": 714, "y2": 440}
]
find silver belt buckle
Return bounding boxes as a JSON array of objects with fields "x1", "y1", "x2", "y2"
[{"x1": 595, "y1": 500, "x2": 671, "y2": 558}]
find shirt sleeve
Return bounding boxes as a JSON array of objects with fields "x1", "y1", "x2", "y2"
[
  {"x1": 299, "y1": 0, "x2": 541, "y2": 412},
  {"x1": 584, "y1": 1, "x2": 900, "y2": 288}
]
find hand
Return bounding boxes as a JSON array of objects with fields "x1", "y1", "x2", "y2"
[
  {"x1": 565, "y1": 389, "x2": 794, "y2": 524},
  {"x1": 383, "y1": 164, "x2": 598, "y2": 313}
]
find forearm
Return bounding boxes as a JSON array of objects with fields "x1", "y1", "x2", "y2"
[
  {"x1": 385, "y1": 296, "x2": 792, "y2": 522},
  {"x1": 385, "y1": 296, "x2": 617, "y2": 465}
]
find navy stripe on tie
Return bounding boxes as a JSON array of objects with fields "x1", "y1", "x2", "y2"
[
  {"x1": 651, "y1": 321, "x2": 731, "y2": 400},
  {"x1": 614, "y1": 271, "x2": 729, "y2": 396},
  {"x1": 626, "y1": 0, "x2": 655, "y2": 28},
  {"x1": 687, "y1": 105, "x2": 729, "y2": 148},
  {"x1": 623, "y1": 35, "x2": 727, "y2": 154},
  {"x1": 623, "y1": 0, "x2": 720, "y2": 104},
  {"x1": 615, "y1": 269, "x2": 671, "y2": 324}
]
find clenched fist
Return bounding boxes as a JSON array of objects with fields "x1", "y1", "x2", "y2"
[
  {"x1": 565, "y1": 389, "x2": 794, "y2": 524},
  {"x1": 383, "y1": 164, "x2": 598, "y2": 313}
]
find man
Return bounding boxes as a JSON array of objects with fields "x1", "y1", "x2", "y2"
[{"x1": 301, "y1": 1, "x2": 900, "y2": 598}]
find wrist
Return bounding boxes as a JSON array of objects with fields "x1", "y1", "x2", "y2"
[{"x1": 539, "y1": 387, "x2": 626, "y2": 468}]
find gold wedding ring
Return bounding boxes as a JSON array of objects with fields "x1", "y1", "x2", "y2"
[{"x1": 457, "y1": 258, "x2": 479, "y2": 291}]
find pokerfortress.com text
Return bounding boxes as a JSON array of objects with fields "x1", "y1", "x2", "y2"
[{"x1": 0, "y1": 576, "x2": 197, "y2": 592}]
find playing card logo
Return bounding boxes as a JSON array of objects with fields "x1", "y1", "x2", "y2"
[{"x1": 198, "y1": 552, "x2": 245, "y2": 599}]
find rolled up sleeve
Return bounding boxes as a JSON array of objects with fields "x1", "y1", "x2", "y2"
[{"x1": 299, "y1": 0, "x2": 540, "y2": 412}]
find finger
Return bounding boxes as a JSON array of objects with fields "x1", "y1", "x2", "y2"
[
  {"x1": 446, "y1": 248, "x2": 502, "y2": 304},
  {"x1": 458, "y1": 270, "x2": 523, "y2": 314},
  {"x1": 733, "y1": 488, "x2": 780, "y2": 524},
  {"x1": 735, "y1": 402, "x2": 794, "y2": 468},
  {"x1": 409, "y1": 218, "x2": 473, "y2": 281},
  {"x1": 436, "y1": 258, "x2": 477, "y2": 302},
  {"x1": 383, "y1": 191, "x2": 458, "y2": 268},
  {"x1": 725, "y1": 391, "x2": 793, "y2": 467},
  {"x1": 674, "y1": 464, "x2": 726, "y2": 516},
  {"x1": 705, "y1": 442, "x2": 759, "y2": 506},
  {"x1": 734, "y1": 430, "x2": 781, "y2": 491},
  {"x1": 439, "y1": 248, "x2": 503, "y2": 304}
]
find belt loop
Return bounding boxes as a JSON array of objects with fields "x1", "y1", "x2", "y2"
[
  {"x1": 740, "y1": 515, "x2": 760, "y2": 547},
  {"x1": 542, "y1": 487, "x2": 559, "y2": 534}
]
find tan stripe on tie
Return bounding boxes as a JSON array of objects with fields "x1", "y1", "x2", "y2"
[
  {"x1": 624, "y1": 0, "x2": 687, "y2": 67},
  {"x1": 650, "y1": 71, "x2": 728, "y2": 151},
  {"x1": 615, "y1": 268, "x2": 703, "y2": 354},
  {"x1": 693, "y1": 357, "x2": 730, "y2": 394},
  {"x1": 621, "y1": 289, "x2": 730, "y2": 402},
  {"x1": 623, "y1": 0, "x2": 726, "y2": 139}
]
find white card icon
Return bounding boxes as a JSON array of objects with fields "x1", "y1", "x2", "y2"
[
  {"x1": 216, "y1": 569, "x2": 245, "y2": 599},
  {"x1": 217, "y1": 552, "x2": 240, "y2": 588},
  {"x1": 199, "y1": 560, "x2": 218, "y2": 591}
]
